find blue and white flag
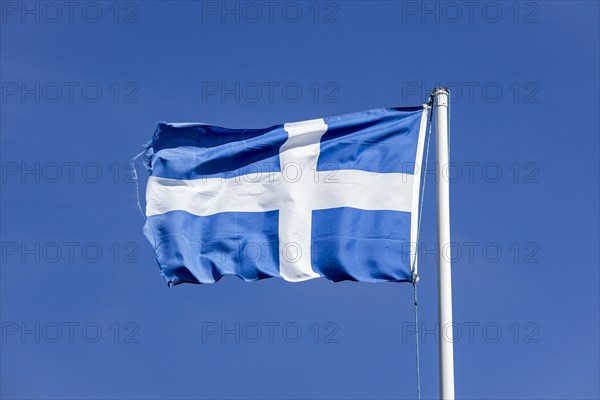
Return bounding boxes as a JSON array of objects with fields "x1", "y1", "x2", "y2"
[{"x1": 143, "y1": 106, "x2": 429, "y2": 286}]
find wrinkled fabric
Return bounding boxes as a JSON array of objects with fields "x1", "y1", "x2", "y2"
[{"x1": 143, "y1": 106, "x2": 428, "y2": 286}]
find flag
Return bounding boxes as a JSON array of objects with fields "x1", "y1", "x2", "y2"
[{"x1": 143, "y1": 106, "x2": 429, "y2": 286}]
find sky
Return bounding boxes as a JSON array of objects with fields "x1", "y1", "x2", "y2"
[{"x1": 1, "y1": 1, "x2": 599, "y2": 399}]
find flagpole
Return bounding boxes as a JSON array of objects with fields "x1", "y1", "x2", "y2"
[{"x1": 432, "y1": 87, "x2": 455, "y2": 399}]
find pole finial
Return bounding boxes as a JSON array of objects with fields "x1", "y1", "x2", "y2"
[
  {"x1": 432, "y1": 87, "x2": 450, "y2": 96},
  {"x1": 432, "y1": 88, "x2": 450, "y2": 107}
]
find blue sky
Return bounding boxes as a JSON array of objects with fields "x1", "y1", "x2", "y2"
[{"x1": 1, "y1": 1, "x2": 599, "y2": 399}]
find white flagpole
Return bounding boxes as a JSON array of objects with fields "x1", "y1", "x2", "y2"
[{"x1": 433, "y1": 87, "x2": 455, "y2": 399}]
